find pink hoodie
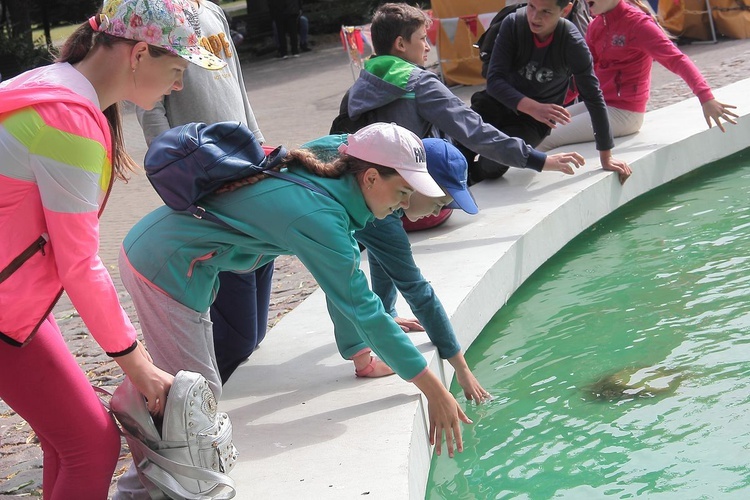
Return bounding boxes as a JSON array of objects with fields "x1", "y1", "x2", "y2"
[
  {"x1": 587, "y1": 0, "x2": 714, "y2": 113},
  {"x1": 0, "y1": 64, "x2": 137, "y2": 354}
]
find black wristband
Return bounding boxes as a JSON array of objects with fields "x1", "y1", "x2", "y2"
[{"x1": 107, "y1": 339, "x2": 138, "y2": 358}]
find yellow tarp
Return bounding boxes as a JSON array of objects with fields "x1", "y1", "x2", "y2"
[{"x1": 432, "y1": 0, "x2": 505, "y2": 85}]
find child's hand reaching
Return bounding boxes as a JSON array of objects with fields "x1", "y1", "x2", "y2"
[
  {"x1": 702, "y1": 99, "x2": 738, "y2": 132},
  {"x1": 455, "y1": 367, "x2": 491, "y2": 403}
]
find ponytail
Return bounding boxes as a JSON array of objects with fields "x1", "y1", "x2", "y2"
[
  {"x1": 284, "y1": 149, "x2": 401, "y2": 180},
  {"x1": 629, "y1": 0, "x2": 657, "y2": 20},
  {"x1": 216, "y1": 147, "x2": 400, "y2": 193},
  {"x1": 282, "y1": 148, "x2": 347, "y2": 177},
  {"x1": 56, "y1": 21, "x2": 140, "y2": 181},
  {"x1": 56, "y1": 22, "x2": 96, "y2": 66}
]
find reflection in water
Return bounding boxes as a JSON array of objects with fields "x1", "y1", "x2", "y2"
[{"x1": 427, "y1": 150, "x2": 750, "y2": 499}]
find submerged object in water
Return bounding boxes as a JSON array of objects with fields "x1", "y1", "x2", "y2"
[{"x1": 586, "y1": 365, "x2": 683, "y2": 401}]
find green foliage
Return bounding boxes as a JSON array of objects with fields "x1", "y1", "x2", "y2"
[
  {"x1": 0, "y1": 24, "x2": 56, "y2": 81},
  {"x1": 305, "y1": 0, "x2": 378, "y2": 33},
  {"x1": 304, "y1": 0, "x2": 429, "y2": 34},
  {"x1": 31, "y1": 0, "x2": 100, "y2": 26}
]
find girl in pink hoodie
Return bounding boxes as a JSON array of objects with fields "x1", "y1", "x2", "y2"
[
  {"x1": 0, "y1": 1, "x2": 225, "y2": 497},
  {"x1": 538, "y1": 0, "x2": 737, "y2": 156}
]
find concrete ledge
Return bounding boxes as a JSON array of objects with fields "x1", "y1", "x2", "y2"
[{"x1": 222, "y1": 78, "x2": 750, "y2": 498}]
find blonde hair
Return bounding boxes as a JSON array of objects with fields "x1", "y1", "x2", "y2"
[{"x1": 628, "y1": 0, "x2": 674, "y2": 37}]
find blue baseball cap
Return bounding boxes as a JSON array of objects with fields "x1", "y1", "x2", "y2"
[{"x1": 423, "y1": 138, "x2": 479, "y2": 215}]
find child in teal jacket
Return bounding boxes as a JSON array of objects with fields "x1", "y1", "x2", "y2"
[
  {"x1": 324, "y1": 138, "x2": 491, "y2": 403},
  {"x1": 121, "y1": 123, "x2": 471, "y2": 468}
]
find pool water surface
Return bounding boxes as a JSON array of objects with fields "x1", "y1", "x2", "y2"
[{"x1": 427, "y1": 150, "x2": 750, "y2": 499}]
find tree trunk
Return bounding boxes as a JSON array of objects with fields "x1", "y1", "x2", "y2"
[
  {"x1": 40, "y1": 0, "x2": 51, "y2": 46},
  {"x1": 5, "y1": 0, "x2": 31, "y2": 40},
  {"x1": 0, "y1": 0, "x2": 33, "y2": 80}
]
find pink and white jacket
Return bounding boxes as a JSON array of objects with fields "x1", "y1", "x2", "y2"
[
  {"x1": 587, "y1": 0, "x2": 714, "y2": 113},
  {"x1": 0, "y1": 63, "x2": 137, "y2": 355}
]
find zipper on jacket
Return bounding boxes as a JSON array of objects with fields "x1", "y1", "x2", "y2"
[
  {"x1": 615, "y1": 70, "x2": 622, "y2": 97},
  {"x1": 0, "y1": 234, "x2": 49, "y2": 284},
  {"x1": 187, "y1": 251, "x2": 217, "y2": 278},
  {"x1": 250, "y1": 254, "x2": 264, "y2": 273}
]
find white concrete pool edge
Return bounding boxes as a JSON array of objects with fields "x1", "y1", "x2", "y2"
[{"x1": 221, "y1": 78, "x2": 750, "y2": 499}]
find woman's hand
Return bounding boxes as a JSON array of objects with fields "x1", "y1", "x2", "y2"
[
  {"x1": 394, "y1": 316, "x2": 424, "y2": 332},
  {"x1": 413, "y1": 370, "x2": 472, "y2": 458},
  {"x1": 702, "y1": 99, "x2": 738, "y2": 132},
  {"x1": 114, "y1": 341, "x2": 174, "y2": 416},
  {"x1": 542, "y1": 151, "x2": 585, "y2": 175}
]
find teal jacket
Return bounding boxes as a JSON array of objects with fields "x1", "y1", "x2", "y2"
[{"x1": 123, "y1": 135, "x2": 428, "y2": 380}]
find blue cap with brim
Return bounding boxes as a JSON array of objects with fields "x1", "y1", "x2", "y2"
[{"x1": 423, "y1": 138, "x2": 479, "y2": 215}]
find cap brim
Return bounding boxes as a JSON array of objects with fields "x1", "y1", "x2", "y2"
[
  {"x1": 175, "y1": 46, "x2": 227, "y2": 70},
  {"x1": 446, "y1": 187, "x2": 479, "y2": 215},
  {"x1": 400, "y1": 170, "x2": 445, "y2": 198}
]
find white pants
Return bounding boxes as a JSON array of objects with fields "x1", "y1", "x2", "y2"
[{"x1": 537, "y1": 102, "x2": 645, "y2": 152}]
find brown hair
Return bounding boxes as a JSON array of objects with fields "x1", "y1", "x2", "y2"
[
  {"x1": 284, "y1": 149, "x2": 401, "y2": 179},
  {"x1": 216, "y1": 148, "x2": 400, "y2": 193},
  {"x1": 56, "y1": 20, "x2": 173, "y2": 181},
  {"x1": 371, "y1": 3, "x2": 431, "y2": 56}
]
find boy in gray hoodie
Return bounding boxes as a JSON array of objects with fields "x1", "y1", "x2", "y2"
[{"x1": 331, "y1": 2, "x2": 585, "y2": 177}]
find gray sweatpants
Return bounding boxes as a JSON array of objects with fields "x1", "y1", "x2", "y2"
[
  {"x1": 114, "y1": 249, "x2": 222, "y2": 500},
  {"x1": 537, "y1": 102, "x2": 645, "y2": 152}
]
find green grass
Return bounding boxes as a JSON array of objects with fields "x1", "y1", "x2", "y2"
[
  {"x1": 32, "y1": 23, "x2": 79, "y2": 46},
  {"x1": 33, "y1": 0, "x2": 249, "y2": 46}
]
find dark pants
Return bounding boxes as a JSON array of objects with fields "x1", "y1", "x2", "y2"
[
  {"x1": 272, "y1": 13, "x2": 300, "y2": 56},
  {"x1": 273, "y1": 15, "x2": 309, "y2": 50},
  {"x1": 466, "y1": 90, "x2": 551, "y2": 183},
  {"x1": 211, "y1": 262, "x2": 274, "y2": 383}
]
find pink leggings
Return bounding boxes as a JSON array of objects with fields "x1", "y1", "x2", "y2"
[{"x1": 0, "y1": 315, "x2": 121, "y2": 499}]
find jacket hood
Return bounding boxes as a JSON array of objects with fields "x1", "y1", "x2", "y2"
[
  {"x1": 347, "y1": 55, "x2": 420, "y2": 119},
  {"x1": 294, "y1": 134, "x2": 374, "y2": 231},
  {"x1": 0, "y1": 84, "x2": 96, "y2": 117}
]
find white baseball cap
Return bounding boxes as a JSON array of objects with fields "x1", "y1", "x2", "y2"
[{"x1": 338, "y1": 123, "x2": 444, "y2": 197}]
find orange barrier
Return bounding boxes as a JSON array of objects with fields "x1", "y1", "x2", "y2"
[
  {"x1": 711, "y1": 0, "x2": 750, "y2": 38},
  {"x1": 658, "y1": 0, "x2": 717, "y2": 40},
  {"x1": 431, "y1": 0, "x2": 502, "y2": 86}
]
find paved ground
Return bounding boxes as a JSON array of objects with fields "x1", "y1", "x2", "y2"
[{"x1": 1, "y1": 33, "x2": 749, "y2": 497}]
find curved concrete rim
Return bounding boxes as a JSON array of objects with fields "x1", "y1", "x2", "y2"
[{"x1": 221, "y1": 78, "x2": 750, "y2": 498}]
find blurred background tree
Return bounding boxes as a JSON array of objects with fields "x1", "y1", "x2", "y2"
[
  {"x1": 240, "y1": 0, "x2": 425, "y2": 38},
  {"x1": 1, "y1": 0, "x2": 97, "y2": 81}
]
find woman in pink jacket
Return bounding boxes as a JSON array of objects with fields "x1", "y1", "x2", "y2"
[
  {"x1": 0, "y1": 0, "x2": 225, "y2": 497},
  {"x1": 538, "y1": 0, "x2": 737, "y2": 159}
]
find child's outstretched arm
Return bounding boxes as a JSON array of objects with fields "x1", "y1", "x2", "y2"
[{"x1": 447, "y1": 351, "x2": 491, "y2": 403}]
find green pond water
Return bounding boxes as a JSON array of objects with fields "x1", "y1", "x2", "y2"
[{"x1": 427, "y1": 150, "x2": 750, "y2": 499}]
